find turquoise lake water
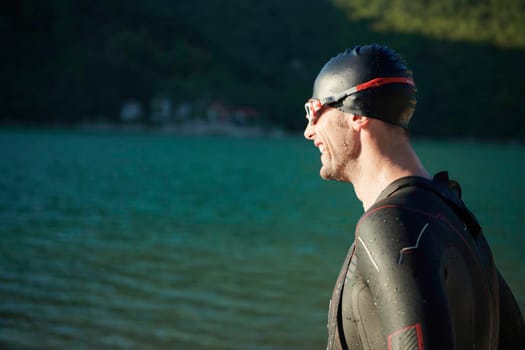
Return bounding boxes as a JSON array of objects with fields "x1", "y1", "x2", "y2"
[{"x1": 0, "y1": 129, "x2": 524, "y2": 349}]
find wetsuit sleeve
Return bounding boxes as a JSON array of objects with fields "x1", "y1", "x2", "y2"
[{"x1": 354, "y1": 210, "x2": 454, "y2": 349}]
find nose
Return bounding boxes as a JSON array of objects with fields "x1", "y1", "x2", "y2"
[{"x1": 304, "y1": 120, "x2": 315, "y2": 140}]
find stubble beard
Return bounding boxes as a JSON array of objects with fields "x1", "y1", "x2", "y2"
[
  {"x1": 320, "y1": 144, "x2": 358, "y2": 183},
  {"x1": 320, "y1": 148, "x2": 353, "y2": 182},
  {"x1": 319, "y1": 113, "x2": 359, "y2": 182},
  {"x1": 320, "y1": 158, "x2": 352, "y2": 182}
]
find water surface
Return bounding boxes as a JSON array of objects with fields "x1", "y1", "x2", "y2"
[{"x1": 0, "y1": 130, "x2": 523, "y2": 349}]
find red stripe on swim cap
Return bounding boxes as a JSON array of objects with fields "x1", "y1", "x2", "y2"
[{"x1": 355, "y1": 77, "x2": 415, "y2": 92}]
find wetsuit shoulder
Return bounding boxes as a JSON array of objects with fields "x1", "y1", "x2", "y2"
[
  {"x1": 349, "y1": 189, "x2": 455, "y2": 349},
  {"x1": 346, "y1": 182, "x2": 501, "y2": 349}
]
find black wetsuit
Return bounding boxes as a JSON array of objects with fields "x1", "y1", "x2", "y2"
[{"x1": 326, "y1": 173, "x2": 525, "y2": 349}]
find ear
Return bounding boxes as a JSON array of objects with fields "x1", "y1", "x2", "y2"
[{"x1": 350, "y1": 114, "x2": 369, "y2": 131}]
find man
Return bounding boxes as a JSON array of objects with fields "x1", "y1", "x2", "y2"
[{"x1": 303, "y1": 44, "x2": 524, "y2": 349}]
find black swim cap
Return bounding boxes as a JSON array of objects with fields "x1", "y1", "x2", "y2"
[{"x1": 311, "y1": 44, "x2": 417, "y2": 128}]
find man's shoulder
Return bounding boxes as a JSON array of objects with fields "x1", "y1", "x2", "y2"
[
  {"x1": 362, "y1": 176, "x2": 460, "y2": 224},
  {"x1": 357, "y1": 198, "x2": 430, "y2": 237},
  {"x1": 360, "y1": 185, "x2": 438, "y2": 223},
  {"x1": 355, "y1": 185, "x2": 448, "y2": 244}
]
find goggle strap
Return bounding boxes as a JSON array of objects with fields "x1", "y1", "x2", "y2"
[
  {"x1": 306, "y1": 76, "x2": 415, "y2": 122},
  {"x1": 323, "y1": 76, "x2": 415, "y2": 104}
]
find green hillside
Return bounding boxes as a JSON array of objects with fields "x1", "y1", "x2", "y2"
[{"x1": 2, "y1": 0, "x2": 524, "y2": 139}]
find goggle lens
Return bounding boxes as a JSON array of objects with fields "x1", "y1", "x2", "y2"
[{"x1": 304, "y1": 99, "x2": 323, "y2": 123}]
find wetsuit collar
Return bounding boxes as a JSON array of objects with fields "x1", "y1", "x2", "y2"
[
  {"x1": 373, "y1": 175, "x2": 432, "y2": 204},
  {"x1": 371, "y1": 172, "x2": 482, "y2": 237}
]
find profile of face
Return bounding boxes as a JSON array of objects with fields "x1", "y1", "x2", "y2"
[{"x1": 303, "y1": 107, "x2": 359, "y2": 182}]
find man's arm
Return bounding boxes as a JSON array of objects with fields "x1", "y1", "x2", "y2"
[{"x1": 354, "y1": 210, "x2": 456, "y2": 349}]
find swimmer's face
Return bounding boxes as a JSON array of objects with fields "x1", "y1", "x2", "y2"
[{"x1": 304, "y1": 108, "x2": 359, "y2": 182}]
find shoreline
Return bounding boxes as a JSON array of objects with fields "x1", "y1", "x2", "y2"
[
  {"x1": 1, "y1": 121, "x2": 523, "y2": 145},
  {"x1": 0, "y1": 120, "x2": 288, "y2": 139}
]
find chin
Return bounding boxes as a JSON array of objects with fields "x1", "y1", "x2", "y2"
[
  {"x1": 319, "y1": 166, "x2": 329, "y2": 179},
  {"x1": 320, "y1": 165, "x2": 347, "y2": 182},
  {"x1": 320, "y1": 167, "x2": 335, "y2": 181}
]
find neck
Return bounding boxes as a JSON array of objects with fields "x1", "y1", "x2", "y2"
[{"x1": 348, "y1": 128, "x2": 429, "y2": 211}]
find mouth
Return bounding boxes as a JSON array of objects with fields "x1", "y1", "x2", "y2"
[{"x1": 315, "y1": 142, "x2": 326, "y2": 154}]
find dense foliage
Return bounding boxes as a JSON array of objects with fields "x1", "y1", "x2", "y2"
[
  {"x1": 2, "y1": 0, "x2": 525, "y2": 139},
  {"x1": 334, "y1": 0, "x2": 525, "y2": 48}
]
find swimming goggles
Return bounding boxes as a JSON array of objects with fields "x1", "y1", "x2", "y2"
[{"x1": 304, "y1": 76, "x2": 415, "y2": 123}]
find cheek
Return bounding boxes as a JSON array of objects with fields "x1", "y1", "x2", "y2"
[
  {"x1": 335, "y1": 115, "x2": 349, "y2": 129},
  {"x1": 344, "y1": 135, "x2": 360, "y2": 158}
]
